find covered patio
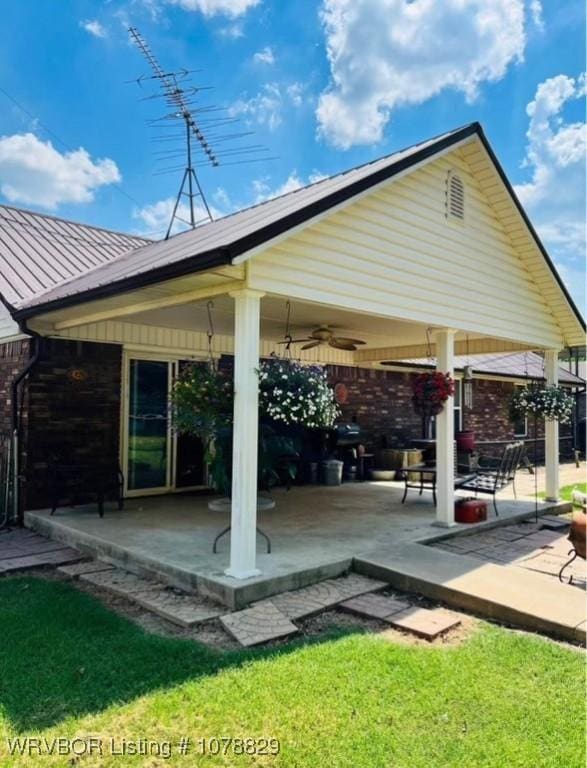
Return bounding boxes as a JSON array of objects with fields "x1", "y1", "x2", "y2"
[
  {"x1": 25, "y1": 478, "x2": 556, "y2": 608},
  {"x1": 13, "y1": 124, "x2": 585, "y2": 590}
]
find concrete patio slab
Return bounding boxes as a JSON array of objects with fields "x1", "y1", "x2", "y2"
[
  {"x1": 387, "y1": 607, "x2": 461, "y2": 640},
  {"x1": 340, "y1": 593, "x2": 409, "y2": 620},
  {"x1": 24, "y1": 478, "x2": 563, "y2": 608},
  {"x1": 220, "y1": 602, "x2": 298, "y2": 646}
]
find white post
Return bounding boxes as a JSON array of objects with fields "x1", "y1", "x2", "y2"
[
  {"x1": 544, "y1": 349, "x2": 560, "y2": 502},
  {"x1": 225, "y1": 289, "x2": 264, "y2": 579},
  {"x1": 435, "y1": 329, "x2": 456, "y2": 526}
]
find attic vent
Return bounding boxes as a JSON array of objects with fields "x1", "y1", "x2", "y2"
[{"x1": 446, "y1": 172, "x2": 465, "y2": 221}]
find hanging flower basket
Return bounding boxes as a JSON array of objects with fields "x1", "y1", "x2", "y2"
[
  {"x1": 170, "y1": 362, "x2": 233, "y2": 445},
  {"x1": 510, "y1": 385, "x2": 574, "y2": 424},
  {"x1": 258, "y1": 358, "x2": 340, "y2": 428},
  {"x1": 412, "y1": 371, "x2": 455, "y2": 417}
]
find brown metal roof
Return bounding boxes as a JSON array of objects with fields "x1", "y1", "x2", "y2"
[
  {"x1": 13, "y1": 124, "x2": 475, "y2": 314},
  {"x1": 7, "y1": 121, "x2": 585, "y2": 341},
  {"x1": 0, "y1": 204, "x2": 149, "y2": 308},
  {"x1": 384, "y1": 352, "x2": 585, "y2": 385}
]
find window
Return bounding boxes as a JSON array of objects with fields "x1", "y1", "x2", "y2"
[
  {"x1": 512, "y1": 384, "x2": 528, "y2": 437},
  {"x1": 428, "y1": 379, "x2": 463, "y2": 437},
  {"x1": 446, "y1": 171, "x2": 465, "y2": 221}
]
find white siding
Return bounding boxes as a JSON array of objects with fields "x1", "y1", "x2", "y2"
[
  {"x1": 248, "y1": 149, "x2": 564, "y2": 350},
  {"x1": 54, "y1": 320, "x2": 355, "y2": 365}
]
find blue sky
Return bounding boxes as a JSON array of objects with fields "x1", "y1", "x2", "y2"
[{"x1": 0, "y1": 0, "x2": 585, "y2": 311}]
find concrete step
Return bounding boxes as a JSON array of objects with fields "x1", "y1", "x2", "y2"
[{"x1": 355, "y1": 543, "x2": 586, "y2": 644}]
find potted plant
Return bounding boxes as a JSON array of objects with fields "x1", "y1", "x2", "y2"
[
  {"x1": 412, "y1": 371, "x2": 455, "y2": 418},
  {"x1": 170, "y1": 358, "x2": 339, "y2": 501},
  {"x1": 510, "y1": 384, "x2": 574, "y2": 424}
]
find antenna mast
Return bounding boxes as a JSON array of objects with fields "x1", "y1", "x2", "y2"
[
  {"x1": 129, "y1": 27, "x2": 275, "y2": 239},
  {"x1": 129, "y1": 26, "x2": 219, "y2": 238}
]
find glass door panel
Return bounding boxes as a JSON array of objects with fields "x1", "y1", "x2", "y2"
[{"x1": 127, "y1": 360, "x2": 170, "y2": 491}]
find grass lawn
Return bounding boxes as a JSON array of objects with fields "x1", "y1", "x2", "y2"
[
  {"x1": 538, "y1": 482, "x2": 587, "y2": 502},
  {"x1": 0, "y1": 577, "x2": 584, "y2": 767}
]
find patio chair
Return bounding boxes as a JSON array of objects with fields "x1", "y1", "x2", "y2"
[{"x1": 457, "y1": 441, "x2": 525, "y2": 517}]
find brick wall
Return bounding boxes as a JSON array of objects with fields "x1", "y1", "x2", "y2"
[
  {"x1": 25, "y1": 338, "x2": 122, "y2": 508},
  {"x1": 0, "y1": 339, "x2": 31, "y2": 436},
  {"x1": 325, "y1": 365, "x2": 571, "y2": 455}
]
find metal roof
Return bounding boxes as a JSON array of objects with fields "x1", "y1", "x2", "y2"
[
  {"x1": 0, "y1": 204, "x2": 149, "y2": 308},
  {"x1": 6, "y1": 121, "x2": 585, "y2": 341},
  {"x1": 385, "y1": 352, "x2": 585, "y2": 385},
  {"x1": 13, "y1": 124, "x2": 475, "y2": 314}
]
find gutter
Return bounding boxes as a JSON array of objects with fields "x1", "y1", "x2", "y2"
[{"x1": 2, "y1": 310, "x2": 43, "y2": 528}]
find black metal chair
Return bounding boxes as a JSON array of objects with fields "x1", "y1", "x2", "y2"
[
  {"x1": 49, "y1": 461, "x2": 124, "y2": 517},
  {"x1": 458, "y1": 441, "x2": 525, "y2": 516}
]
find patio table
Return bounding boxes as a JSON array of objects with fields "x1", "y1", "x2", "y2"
[
  {"x1": 209, "y1": 497, "x2": 275, "y2": 554},
  {"x1": 401, "y1": 464, "x2": 476, "y2": 506}
]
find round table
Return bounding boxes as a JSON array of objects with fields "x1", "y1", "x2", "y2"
[{"x1": 208, "y1": 496, "x2": 275, "y2": 554}]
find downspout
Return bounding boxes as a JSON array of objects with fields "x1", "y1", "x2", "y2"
[{"x1": 5, "y1": 320, "x2": 43, "y2": 527}]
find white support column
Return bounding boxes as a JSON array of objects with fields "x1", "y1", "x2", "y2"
[
  {"x1": 544, "y1": 349, "x2": 560, "y2": 502},
  {"x1": 225, "y1": 289, "x2": 264, "y2": 579},
  {"x1": 434, "y1": 329, "x2": 457, "y2": 527}
]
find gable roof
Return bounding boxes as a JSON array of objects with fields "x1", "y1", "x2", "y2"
[
  {"x1": 384, "y1": 351, "x2": 585, "y2": 386},
  {"x1": 6, "y1": 122, "x2": 585, "y2": 346},
  {"x1": 0, "y1": 204, "x2": 149, "y2": 308}
]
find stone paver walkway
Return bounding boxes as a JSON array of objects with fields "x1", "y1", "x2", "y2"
[
  {"x1": 432, "y1": 518, "x2": 586, "y2": 588},
  {"x1": 340, "y1": 593, "x2": 409, "y2": 620},
  {"x1": 0, "y1": 528, "x2": 82, "y2": 572},
  {"x1": 387, "y1": 607, "x2": 461, "y2": 640},
  {"x1": 256, "y1": 572, "x2": 388, "y2": 620},
  {"x1": 220, "y1": 602, "x2": 298, "y2": 647},
  {"x1": 77, "y1": 566, "x2": 224, "y2": 627}
]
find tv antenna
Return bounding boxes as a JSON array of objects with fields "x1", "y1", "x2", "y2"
[{"x1": 128, "y1": 26, "x2": 274, "y2": 239}]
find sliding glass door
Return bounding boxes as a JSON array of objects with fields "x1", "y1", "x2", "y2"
[
  {"x1": 127, "y1": 359, "x2": 171, "y2": 492},
  {"x1": 124, "y1": 356, "x2": 207, "y2": 495}
]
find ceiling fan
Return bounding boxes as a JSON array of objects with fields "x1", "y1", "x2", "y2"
[{"x1": 280, "y1": 325, "x2": 366, "y2": 351}]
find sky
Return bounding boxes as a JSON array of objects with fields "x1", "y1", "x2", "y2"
[{"x1": 0, "y1": 0, "x2": 585, "y2": 312}]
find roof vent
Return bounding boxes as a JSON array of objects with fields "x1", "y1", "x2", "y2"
[{"x1": 446, "y1": 172, "x2": 465, "y2": 221}]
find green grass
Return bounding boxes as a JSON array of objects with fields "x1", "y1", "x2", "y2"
[
  {"x1": 0, "y1": 578, "x2": 584, "y2": 767},
  {"x1": 538, "y1": 482, "x2": 587, "y2": 502}
]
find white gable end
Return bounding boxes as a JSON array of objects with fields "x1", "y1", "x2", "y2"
[{"x1": 248, "y1": 146, "x2": 566, "y2": 350}]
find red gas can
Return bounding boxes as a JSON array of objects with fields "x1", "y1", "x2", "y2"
[{"x1": 455, "y1": 498, "x2": 487, "y2": 523}]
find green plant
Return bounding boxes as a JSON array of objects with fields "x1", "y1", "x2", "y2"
[
  {"x1": 170, "y1": 362, "x2": 300, "y2": 496},
  {"x1": 258, "y1": 358, "x2": 340, "y2": 427},
  {"x1": 510, "y1": 385, "x2": 574, "y2": 423}
]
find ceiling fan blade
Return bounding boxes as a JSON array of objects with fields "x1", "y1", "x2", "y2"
[
  {"x1": 301, "y1": 340, "x2": 321, "y2": 350},
  {"x1": 278, "y1": 337, "x2": 312, "y2": 344},
  {"x1": 330, "y1": 340, "x2": 357, "y2": 351},
  {"x1": 332, "y1": 336, "x2": 366, "y2": 346}
]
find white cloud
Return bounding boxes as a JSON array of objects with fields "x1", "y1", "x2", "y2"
[
  {"x1": 529, "y1": 0, "x2": 544, "y2": 30},
  {"x1": 229, "y1": 83, "x2": 284, "y2": 131},
  {"x1": 251, "y1": 170, "x2": 326, "y2": 203},
  {"x1": 514, "y1": 73, "x2": 586, "y2": 311},
  {"x1": 286, "y1": 82, "x2": 304, "y2": 107},
  {"x1": 165, "y1": 0, "x2": 260, "y2": 18},
  {"x1": 316, "y1": 0, "x2": 538, "y2": 149},
  {"x1": 253, "y1": 46, "x2": 275, "y2": 65},
  {"x1": 0, "y1": 133, "x2": 120, "y2": 210},
  {"x1": 229, "y1": 82, "x2": 305, "y2": 131},
  {"x1": 80, "y1": 19, "x2": 107, "y2": 38},
  {"x1": 133, "y1": 196, "x2": 223, "y2": 237},
  {"x1": 218, "y1": 22, "x2": 244, "y2": 38}
]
